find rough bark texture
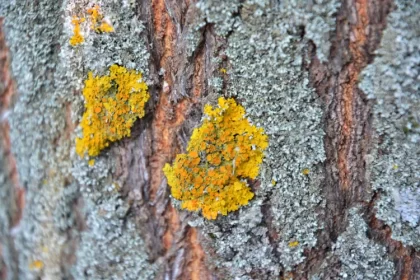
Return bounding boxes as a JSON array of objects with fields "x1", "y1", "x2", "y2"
[{"x1": 0, "y1": 0, "x2": 419, "y2": 280}]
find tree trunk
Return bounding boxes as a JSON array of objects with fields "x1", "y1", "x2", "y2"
[{"x1": 0, "y1": 0, "x2": 419, "y2": 279}]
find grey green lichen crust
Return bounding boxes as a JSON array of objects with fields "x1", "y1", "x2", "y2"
[
  {"x1": 312, "y1": 208, "x2": 395, "y2": 280},
  {"x1": 64, "y1": 0, "x2": 157, "y2": 278},
  {"x1": 0, "y1": 130, "x2": 17, "y2": 278},
  {"x1": 189, "y1": 0, "x2": 335, "y2": 277},
  {"x1": 360, "y1": 1, "x2": 420, "y2": 249},
  {"x1": 0, "y1": 0, "x2": 156, "y2": 279},
  {"x1": 1, "y1": 1, "x2": 80, "y2": 279}
]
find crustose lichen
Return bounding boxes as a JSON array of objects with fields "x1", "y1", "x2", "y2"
[
  {"x1": 163, "y1": 97, "x2": 268, "y2": 219},
  {"x1": 76, "y1": 65, "x2": 149, "y2": 158}
]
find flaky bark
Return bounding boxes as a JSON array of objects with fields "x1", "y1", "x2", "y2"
[{"x1": 0, "y1": 0, "x2": 419, "y2": 279}]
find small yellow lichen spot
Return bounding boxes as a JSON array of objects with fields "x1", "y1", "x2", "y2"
[
  {"x1": 99, "y1": 22, "x2": 114, "y2": 33},
  {"x1": 271, "y1": 179, "x2": 276, "y2": 186},
  {"x1": 87, "y1": 5, "x2": 100, "y2": 28},
  {"x1": 87, "y1": 4, "x2": 114, "y2": 33},
  {"x1": 113, "y1": 182, "x2": 121, "y2": 191},
  {"x1": 29, "y1": 260, "x2": 44, "y2": 270},
  {"x1": 302, "y1": 168, "x2": 310, "y2": 175},
  {"x1": 392, "y1": 164, "x2": 398, "y2": 170},
  {"x1": 69, "y1": 17, "x2": 85, "y2": 46},
  {"x1": 288, "y1": 241, "x2": 299, "y2": 248},
  {"x1": 163, "y1": 97, "x2": 268, "y2": 220},
  {"x1": 220, "y1": 68, "x2": 227, "y2": 74},
  {"x1": 75, "y1": 65, "x2": 149, "y2": 157},
  {"x1": 88, "y1": 159, "x2": 95, "y2": 166}
]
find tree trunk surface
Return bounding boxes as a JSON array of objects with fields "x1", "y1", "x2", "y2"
[{"x1": 0, "y1": 0, "x2": 419, "y2": 280}]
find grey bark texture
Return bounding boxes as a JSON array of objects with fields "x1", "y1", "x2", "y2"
[{"x1": 0, "y1": 0, "x2": 419, "y2": 279}]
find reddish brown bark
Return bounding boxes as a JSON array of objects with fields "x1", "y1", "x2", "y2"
[
  {"x1": 307, "y1": 1, "x2": 420, "y2": 279},
  {"x1": 117, "y1": 1, "x2": 214, "y2": 279},
  {"x1": 0, "y1": 17, "x2": 23, "y2": 280},
  {"x1": 1, "y1": 1, "x2": 419, "y2": 279}
]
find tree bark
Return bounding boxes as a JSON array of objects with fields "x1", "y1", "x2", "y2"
[{"x1": 0, "y1": 0, "x2": 419, "y2": 280}]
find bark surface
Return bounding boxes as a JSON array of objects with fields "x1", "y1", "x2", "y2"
[{"x1": 0, "y1": 0, "x2": 419, "y2": 279}]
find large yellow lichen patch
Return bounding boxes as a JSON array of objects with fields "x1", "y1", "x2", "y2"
[
  {"x1": 76, "y1": 65, "x2": 149, "y2": 158},
  {"x1": 163, "y1": 97, "x2": 268, "y2": 219}
]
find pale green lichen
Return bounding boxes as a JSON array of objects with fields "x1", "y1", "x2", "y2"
[
  {"x1": 0, "y1": 0, "x2": 156, "y2": 279},
  {"x1": 312, "y1": 208, "x2": 395, "y2": 279},
  {"x1": 1, "y1": 1, "x2": 78, "y2": 278},
  {"x1": 360, "y1": 0, "x2": 420, "y2": 249},
  {"x1": 188, "y1": 0, "x2": 330, "y2": 278},
  {"x1": 67, "y1": 0, "x2": 156, "y2": 278},
  {"x1": 71, "y1": 194, "x2": 157, "y2": 279}
]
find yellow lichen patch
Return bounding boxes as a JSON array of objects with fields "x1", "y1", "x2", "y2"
[
  {"x1": 288, "y1": 240, "x2": 299, "y2": 248},
  {"x1": 69, "y1": 16, "x2": 85, "y2": 46},
  {"x1": 113, "y1": 182, "x2": 121, "y2": 191},
  {"x1": 29, "y1": 260, "x2": 44, "y2": 270},
  {"x1": 302, "y1": 168, "x2": 310, "y2": 175},
  {"x1": 88, "y1": 159, "x2": 95, "y2": 166},
  {"x1": 75, "y1": 65, "x2": 149, "y2": 157},
  {"x1": 87, "y1": 4, "x2": 114, "y2": 33},
  {"x1": 163, "y1": 97, "x2": 268, "y2": 220},
  {"x1": 98, "y1": 21, "x2": 114, "y2": 33}
]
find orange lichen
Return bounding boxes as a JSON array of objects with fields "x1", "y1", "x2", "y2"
[
  {"x1": 75, "y1": 65, "x2": 149, "y2": 157},
  {"x1": 69, "y1": 16, "x2": 85, "y2": 46},
  {"x1": 87, "y1": 4, "x2": 114, "y2": 33},
  {"x1": 163, "y1": 97, "x2": 268, "y2": 219},
  {"x1": 29, "y1": 260, "x2": 44, "y2": 270}
]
